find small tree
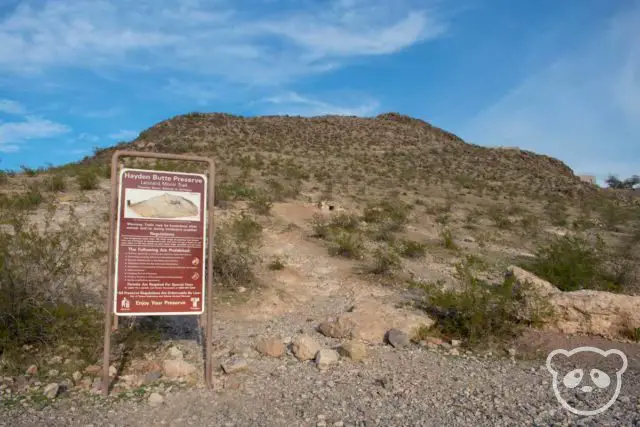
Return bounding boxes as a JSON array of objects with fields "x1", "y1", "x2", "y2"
[{"x1": 606, "y1": 174, "x2": 640, "y2": 189}]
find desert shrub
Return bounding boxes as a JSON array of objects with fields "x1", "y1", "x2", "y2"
[
  {"x1": 20, "y1": 165, "x2": 37, "y2": 177},
  {"x1": 369, "y1": 246, "x2": 401, "y2": 274},
  {"x1": 545, "y1": 201, "x2": 568, "y2": 227},
  {"x1": 249, "y1": 193, "x2": 274, "y2": 215},
  {"x1": 597, "y1": 201, "x2": 630, "y2": 232},
  {"x1": 77, "y1": 169, "x2": 99, "y2": 190},
  {"x1": 362, "y1": 199, "x2": 410, "y2": 231},
  {"x1": 435, "y1": 212, "x2": 450, "y2": 226},
  {"x1": 311, "y1": 213, "x2": 360, "y2": 239},
  {"x1": 487, "y1": 205, "x2": 511, "y2": 229},
  {"x1": 330, "y1": 213, "x2": 360, "y2": 231},
  {"x1": 311, "y1": 214, "x2": 331, "y2": 239},
  {"x1": 47, "y1": 174, "x2": 66, "y2": 192},
  {"x1": 213, "y1": 212, "x2": 262, "y2": 289},
  {"x1": 522, "y1": 235, "x2": 626, "y2": 292},
  {"x1": 0, "y1": 205, "x2": 102, "y2": 372},
  {"x1": 328, "y1": 231, "x2": 364, "y2": 259},
  {"x1": 215, "y1": 181, "x2": 258, "y2": 207},
  {"x1": 267, "y1": 256, "x2": 286, "y2": 271},
  {"x1": 519, "y1": 214, "x2": 540, "y2": 235},
  {"x1": 622, "y1": 327, "x2": 640, "y2": 342},
  {"x1": 0, "y1": 184, "x2": 44, "y2": 212},
  {"x1": 571, "y1": 214, "x2": 595, "y2": 231},
  {"x1": 267, "y1": 178, "x2": 301, "y2": 201},
  {"x1": 413, "y1": 261, "x2": 553, "y2": 345},
  {"x1": 0, "y1": 170, "x2": 7, "y2": 185},
  {"x1": 397, "y1": 239, "x2": 427, "y2": 258},
  {"x1": 370, "y1": 222, "x2": 397, "y2": 242},
  {"x1": 439, "y1": 228, "x2": 457, "y2": 250}
]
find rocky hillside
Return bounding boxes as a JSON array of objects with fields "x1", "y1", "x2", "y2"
[{"x1": 85, "y1": 112, "x2": 604, "y2": 204}]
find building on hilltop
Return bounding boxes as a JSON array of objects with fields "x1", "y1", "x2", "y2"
[{"x1": 578, "y1": 175, "x2": 597, "y2": 185}]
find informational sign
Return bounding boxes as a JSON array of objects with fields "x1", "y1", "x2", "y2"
[{"x1": 113, "y1": 168, "x2": 207, "y2": 316}]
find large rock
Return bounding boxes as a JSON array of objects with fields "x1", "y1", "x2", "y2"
[
  {"x1": 317, "y1": 317, "x2": 356, "y2": 339},
  {"x1": 338, "y1": 341, "x2": 367, "y2": 361},
  {"x1": 291, "y1": 335, "x2": 321, "y2": 361},
  {"x1": 162, "y1": 359, "x2": 196, "y2": 379},
  {"x1": 508, "y1": 265, "x2": 640, "y2": 339},
  {"x1": 339, "y1": 299, "x2": 434, "y2": 344},
  {"x1": 315, "y1": 349, "x2": 339, "y2": 370},
  {"x1": 386, "y1": 329, "x2": 410, "y2": 348},
  {"x1": 550, "y1": 290, "x2": 640, "y2": 338},
  {"x1": 43, "y1": 383, "x2": 59, "y2": 399},
  {"x1": 255, "y1": 338, "x2": 286, "y2": 358},
  {"x1": 221, "y1": 357, "x2": 248, "y2": 375}
]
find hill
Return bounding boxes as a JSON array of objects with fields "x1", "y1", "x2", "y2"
[
  {"x1": 86, "y1": 112, "x2": 603, "y2": 204},
  {"x1": 2, "y1": 112, "x2": 640, "y2": 425}
]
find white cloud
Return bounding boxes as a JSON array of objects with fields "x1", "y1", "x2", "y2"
[
  {"x1": 0, "y1": 0, "x2": 445, "y2": 85},
  {"x1": 462, "y1": 3, "x2": 640, "y2": 179},
  {"x1": 79, "y1": 107, "x2": 124, "y2": 119},
  {"x1": 0, "y1": 116, "x2": 70, "y2": 152},
  {"x1": 0, "y1": 98, "x2": 25, "y2": 115},
  {"x1": 260, "y1": 91, "x2": 379, "y2": 116},
  {"x1": 108, "y1": 129, "x2": 138, "y2": 140}
]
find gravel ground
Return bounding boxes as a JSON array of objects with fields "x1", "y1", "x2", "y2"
[{"x1": 4, "y1": 333, "x2": 639, "y2": 427}]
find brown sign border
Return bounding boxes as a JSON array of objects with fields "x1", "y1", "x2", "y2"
[
  {"x1": 113, "y1": 167, "x2": 208, "y2": 316},
  {"x1": 102, "y1": 150, "x2": 215, "y2": 396}
]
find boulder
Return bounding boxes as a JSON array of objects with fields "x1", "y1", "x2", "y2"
[
  {"x1": 317, "y1": 317, "x2": 356, "y2": 339},
  {"x1": 221, "y1": 357, "x2": 248, "y2": 375},
  {"x1": 162, "y1": 359, "x2": 196, "y2": 379},
  {"x1": 386, "y1": 329, "x2": 410, "y2": 348},
  {"x1": 291, "y1": 335, "x2": 321, "y2": 361},
  {"x1": 255, "y1": 338, "x2": 286, "y2": 358},
  {"x1": 315, "y1": 349, "x2": 339, "y2": 370},
  {"x1": 338, "y1": 341, "x2": 367, "y2": 361},
  {"x1": 340, "y1": 299, "x2": 434, "y2": 344},
  {"x1": 508, "y1": 265, "x2": 640, "y2": 339}
]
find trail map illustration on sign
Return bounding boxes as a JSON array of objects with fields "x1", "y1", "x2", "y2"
[{"x1": 113, "y1": 168, "x2": 208, "y2": 316}]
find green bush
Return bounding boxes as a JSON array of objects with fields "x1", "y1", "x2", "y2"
[
  {"x1": 77, "y1": 169, "x2": 99, "y2": 190},
  {"x1": 414, "y1": 261, "x2": 553, "y2": 345},
  {"x1": 0, "y1": 184, "x2": 44, "y2": 212},
  {"x1": 397, "y1": 239, "x2": 427, "y2": 258},
  {"x1": 213, "y1": 213, "x2": 262, "y2": 289},
  {"x1": 545, "y1": 202, "x2": 568, "y2": 227},
  {"x1": 267, "y1": 256, "x2": 286, "y2": 271},
  {"x1": 522, "y1": 235, "x2": 626, "y2": 292},
  {"x1": 328, "y1": 231, "x2": 364, "y2": 259},
  {"x1": 0, "y1": 205, "x2": 102, "y2": 372},
  {"x1": 47, "y1": 174, "x2": 66, "y2": 192},
  {"x1": 311, "y1": 213, "x2": 360, "y2": 239},
  {"x1": 362, "y1": 199, "x2": 411, "y2": 231},
  {"x1": 487, "y1": 205, "x2": 511, "y2": 229},
  {"x1": 439, "y1": 228, "x2": 457, "y2": 250},
  {"x1": 369, "y1": 246, "x2": 401, "y2": 274},
  {"x1": 249, "y1": 193, "x2": 274, "y2": 215}
]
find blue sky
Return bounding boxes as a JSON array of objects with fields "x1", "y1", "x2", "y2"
[{"x1": 0, "y1": 0, "x2": 638, "y2": 185}]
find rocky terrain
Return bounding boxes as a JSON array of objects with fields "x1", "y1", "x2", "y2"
[{"x1": 1, "y1": 112, "x2": 639, "y2": 426}]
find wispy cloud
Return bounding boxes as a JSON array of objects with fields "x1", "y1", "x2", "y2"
[
  {"x1": 0, "y1": 116, "x2": 70, "y2": 152},
  {"x1": 108, "y1": 129, "x2": 138, "y2": 141},
  {"x1": 462, "y1": 3, "x2": 640, "y2": 181},
  {"x1": 79, "y1": 107, "x2": 124, "y2": 119},
  {"x1": 260, "y1": 91, "x2": 379, "y2": 117},
  {"x1": 0, "y1": 0, "x2": 445, "y2": 86},
  {"x1": 0, "y1": 98, "x2": 25, "y2": 115}
]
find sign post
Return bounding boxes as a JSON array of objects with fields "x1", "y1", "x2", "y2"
[{"x1": 102, "y1": 151, "x2": 215, "y2": 396}]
